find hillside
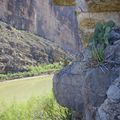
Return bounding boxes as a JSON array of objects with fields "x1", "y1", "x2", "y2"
[{"x1": 0, "y1": 21, "x2": 66, "y2": 74}]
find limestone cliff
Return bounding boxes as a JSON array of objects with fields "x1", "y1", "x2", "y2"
[{"x1": 0, "y1": 0, "x2": 80, "y2": 53}]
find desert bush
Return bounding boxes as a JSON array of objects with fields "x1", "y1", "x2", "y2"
[
  {"x1": 89, "y1": 21, "x2": 115, "y2": 63},
  {"x1": 0, "y1": 94, "x2": 72, "y2": 120},
  {"x1": 0, "y1": 63, "x2": 62, "y2": 81}
]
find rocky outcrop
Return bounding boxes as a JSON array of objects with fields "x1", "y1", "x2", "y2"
[
  {"x1": 0, "y1": 0, "x2": 81, "y2": 53},
  {"x1": 76, "y1": 0, "x2": 120, "y2": 47},
  {"x1": 77, "y1": 0, "x2": 120, "y2": 12},
  {"x1": 51, "y1": 1, "x2": 120, "y2": 119},
  {"x1": 0, "y1": 21, "x2": 66, "y2": 73},
  {"x1": 97, "y1": 77, "x2": 120, "y2": 120},
  {"x1": 53, "y1": 28, "x2": 120, "y2": 120}
]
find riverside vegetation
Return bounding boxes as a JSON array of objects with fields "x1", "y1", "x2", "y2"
[
  {"x1": 0, "y1": 67, "x2": 72, "y2": 120},
  {"x1": 0, "y1": 93, "x2": 72, "y2": 120},
  {"x1": 0, "y1": 63, "x2": 62, "y2": 81}
]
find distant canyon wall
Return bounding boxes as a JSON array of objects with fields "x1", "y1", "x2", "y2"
[
  {"x1": 0, "y1": 0, "x2": 80, "y2": 53},
  {"x1": 0, "y1": 0, "x2": 120, "y2": 53}
]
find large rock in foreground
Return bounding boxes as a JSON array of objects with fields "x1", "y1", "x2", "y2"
[{"x1": 53, "y1": 39, "x2": 120, "y2": 120}]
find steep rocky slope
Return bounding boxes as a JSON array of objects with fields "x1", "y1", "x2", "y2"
[
  {"x1": 0, "y1": 0, "x2": 81, "y2": 53},
  {"x1": 0, "y1": 21, "x2": 66, "y2": 73}
]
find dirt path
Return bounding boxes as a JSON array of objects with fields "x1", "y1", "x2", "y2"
[
  {"x1": 0, "y1": 74, "x2": 53, "y2": 102},
  {"x1": 0, "y1": 74, "x2": 54, "y2": 83}
]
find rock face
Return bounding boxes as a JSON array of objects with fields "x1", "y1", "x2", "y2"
[
  {"x1": 53, "y1": 0, "x2": 120, "y2": 120},
  {"x1": 76, "y1": 0, "x2": 120, "y2": 47},
  {"x1": 0, "y1": 21, "x2": 66, "y2": 73},
  {"x1": 77, "y1": 0, "x2": 120, "y2": 12},
  {"x1": 97, "y1": 77, "x2": 120, "y2": 120},
  {"x1": 53, "y1": 29, "x2": 120, "y2": 119},
  {"x1": 0, "y1": 0, "x2": 81, "y2": 53},
  {"x1": 0, "y1": 0, "x2": 36, "y2": 32}
]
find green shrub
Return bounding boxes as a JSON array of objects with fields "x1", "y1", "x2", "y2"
[
  {"x1": 89, "y1": 21, "x2": 115, "y2": 63},
  {"x1": 0, "y1": 63, "x2": 62, "y2": 81},
  {"x1": 0, "y1": 94, "x2": 72, "y2": 120},
  {"x1": 91, "y1": 46, "x2": 105, "y2": 63},
  {"x1": 89, "y1": 20, "x2": 115, "y2": 48}
]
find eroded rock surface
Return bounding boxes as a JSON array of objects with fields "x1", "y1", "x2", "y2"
[
  {"x1": 0, "y1": 0, "x2": 80, "y2": 53},
  {"x1": 97, "y1": 77, "x2": 120, "y2": 120},
  {"x1": 53, "y1": 34, "x2": 120, "y2": 119}
]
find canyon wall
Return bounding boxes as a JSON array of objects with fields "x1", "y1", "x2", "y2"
[
  {"x1": 0, "y1": 0, "x2": 81, "y2": 53},
  {"x1": 0, "y1": 0, "x2": 120, "y2": 53}
]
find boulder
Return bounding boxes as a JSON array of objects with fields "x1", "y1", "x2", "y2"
[
  {"x1": 53, "y1": 38, "x2": 120, "y2": 120},
  {"x1": 109, "y1": 27, "x2": 120, "y2": 43},
  {"x1": 97, "y1": 77, "x2": 120, "y2": 120}
]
